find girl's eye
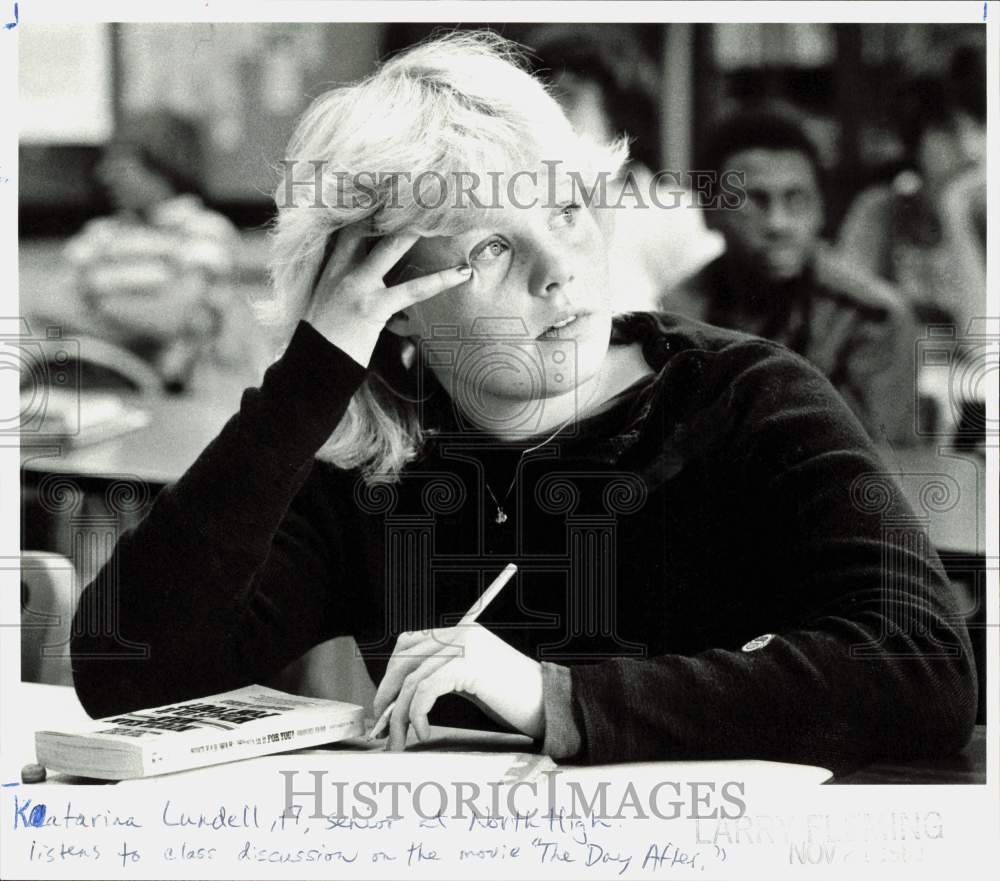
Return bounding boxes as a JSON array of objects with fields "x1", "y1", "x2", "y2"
[
  {"x1": 471, "y1": 238, "x2": 509, "y2": 263},
  {"x1": 551, "y1": 202, "x2": 581, "y2": 228}
]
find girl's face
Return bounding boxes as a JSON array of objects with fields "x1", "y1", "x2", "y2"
[{"x1": 390, "y1": 171, "x2": 614, "y2": 421}]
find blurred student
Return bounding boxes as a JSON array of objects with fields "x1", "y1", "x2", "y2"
[
  {"x1": 529, "y1": 27, "x2": 723, "y2": 311},
  {"x1": 660, "y1": 110, "x2": 915, "y2": 444},
  {"x1": 64, "y1": 111, "x2": 261, "y2": 392},
  {"x1": 838, "y1": 47, "x2": 986, "y2": 338}
]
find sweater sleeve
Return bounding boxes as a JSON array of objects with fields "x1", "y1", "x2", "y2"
[
  {"x1": 540, "y1": 662, "x2": 584, "y2": 761},
  {"x1": 566, "y1": 340, "x2": 977, "y2": 774},
  {"x1": 71, "y1": 321, "x2": 369, "y2": 718}
]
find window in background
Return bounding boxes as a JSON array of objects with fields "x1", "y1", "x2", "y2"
[{"x1": 19, "y1": 24, "x2": 113, "y2": 145}]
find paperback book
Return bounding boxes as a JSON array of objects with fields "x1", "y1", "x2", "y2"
[{"x1": 35, "y1": 685, "x2": 365, "y2": 780}]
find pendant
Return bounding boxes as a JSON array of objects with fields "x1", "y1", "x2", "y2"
[{"x1": 494, "y1": 507, "x2": 508, "y2": 525}]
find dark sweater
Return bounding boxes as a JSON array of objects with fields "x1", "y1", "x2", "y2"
[{"x1": 70, "y1": 311, "x2": 977, "y2": 774}]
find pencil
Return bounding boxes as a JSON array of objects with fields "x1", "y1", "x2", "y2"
[{"x1": 365, "y1": 563, "x2": 518, "y2": 741}]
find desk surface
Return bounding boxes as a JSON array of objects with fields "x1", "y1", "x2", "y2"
[
  {"x1": 21, "y1": 389, "x2": 241, "y2": 486},
  {"x1": 831, "y1": 726, "x2": 987, "y2": 785},
  {"x1": 876, "y1": 445, "x2": 986, "y2": 556}
]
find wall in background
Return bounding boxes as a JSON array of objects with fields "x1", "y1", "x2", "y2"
[
  {"x1": 19, "y1": 21, "x2": 983, "y2": 237},
  {"x1": 19, "y1": 24, "x2": 114, "y2": 145},
  {"x1": 19, "y1": 23, "x2": 384, "y2": 234},
  {"x1": 117, "y1": 22, "x2": 383, "y2": 203}
]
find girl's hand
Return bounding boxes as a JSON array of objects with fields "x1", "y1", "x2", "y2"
[
  {"x1": 307, "y1": 223, "x2": 471, "y2": 367},
  {"x1": 372, "y1": 624, "x2": 545, "y2": 751}
]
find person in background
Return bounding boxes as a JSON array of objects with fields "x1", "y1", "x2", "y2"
[
  {"x1": 528, "y1": 26, "x2": 723, "y2": 312},
  {"x1": 63, "y1": 110, "x2": 261, "y2": 392},
  {"x1": 838, "y1": 46, "x2": 986, "y2": 339},
  {"x1": 660, "y1": 109, "x2": 915, "y2": 445}
]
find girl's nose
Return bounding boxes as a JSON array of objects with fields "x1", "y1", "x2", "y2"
[{"x1": 529, "y1": 241, "x2": 575, "y2": 298}]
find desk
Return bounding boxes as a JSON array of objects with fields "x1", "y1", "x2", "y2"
[
  {"x1": 19, "y1": 235, "x2": 257, "y2": 486},
  {"x1": 877, "y1": 447, "x2": 989, "y2": 726},
  {"x1": 4, "y1": 684, "x2": 987, "y2": 787},
  {"x1": 20, "y1": 391, "x2": 240, "y2": 487},
  {"x1": 877, "y1": 446, "x2": 986, "y2": 556},
  {"x1": 830, "y1": 726, "x2": 987, "y2": 785},
  {"x1": 20, "y1": 388, "x2": 245, "y2": 571}
]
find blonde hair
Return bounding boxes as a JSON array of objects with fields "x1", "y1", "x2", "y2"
[{"x1": 268, "y1": 30, "x2": 628, "y2": 484}]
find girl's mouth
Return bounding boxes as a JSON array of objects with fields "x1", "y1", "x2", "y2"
[{"x1": 537, "y1": 313, "x2": 588, "y2": 340}]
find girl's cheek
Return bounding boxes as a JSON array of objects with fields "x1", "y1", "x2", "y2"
[{"x1": 575, "y1": 211, "x2": 604, "y2": 245}]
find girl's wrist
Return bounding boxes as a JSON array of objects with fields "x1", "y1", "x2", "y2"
[{"x1": 307, "y1": 318, "x2": 382, "y2": 368}]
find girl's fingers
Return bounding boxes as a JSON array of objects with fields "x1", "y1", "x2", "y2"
[
  {"x1": 386, "y1": 264, "x2": 471, "y2": 313},
  {"x1": 386, "y1": 654, "x2": 455, "y2": 751},
  {"x1": 324, "y1": 224, "x2": 467, "y2": 300},
  {"x1": 407, "y1": 659, "x2": 474, "y2": 744},
  {"x1": 310, "y1": 225, "x2": 468, "y2": 353},
  {"x1": 372, "y1": 630, "x2": 463, "y2": 719},
  {"x1": 315, "y1": 223, "x2": 369, "y2": 291},
  {"x1": 361, "y1": 231, "x2": 423, "y2": 281},
  {"x1": 332, "y1": 223, "x2": 371, "y2": 267},
  {"x1": 372, "y1": 639, "x2": 431, "y2": 720}
]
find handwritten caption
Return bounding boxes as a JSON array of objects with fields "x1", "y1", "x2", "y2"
[{"x1": 9, "y1": 794, "x2": 728, "y2": 875}]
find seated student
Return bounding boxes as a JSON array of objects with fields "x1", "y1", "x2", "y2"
[
  {"x1": 838, "y1": 48, "x2": 986, "y2": 338},
  {"x1": 660, "y1": 110, "x2": 916, "y2": 445},
  {"x1": 62, "y1": 111, "x2": 262, "y2": 392},
  {"x1": 71, "y1": 34, "x2": 975, "y2": 774}
]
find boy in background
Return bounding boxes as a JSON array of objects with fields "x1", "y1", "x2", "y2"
[{"x1": 661, "y1": 110, "x2": 915, "y2": 445}]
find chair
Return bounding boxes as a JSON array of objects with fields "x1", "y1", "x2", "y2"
[
  {"x1": 21, "y1": 333, "x2": 163, "y2": 397},
  {"x1": 19, "y1": 333, "x2": 159, "y2": 447},
  {"x1": 939, "y1": 552, "x2": 988, "y2": 725},
  {"x1": 20, "y1": 551, "x2": 77, "y2": 686}
]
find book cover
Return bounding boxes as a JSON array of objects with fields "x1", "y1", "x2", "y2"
[{"x1": 35, "y1": 685, "x2": 364, "y2": 780}]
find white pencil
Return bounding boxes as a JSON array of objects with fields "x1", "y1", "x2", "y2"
[{"x1": 365, "y1": 563, "x2": 518, "y2": 741}]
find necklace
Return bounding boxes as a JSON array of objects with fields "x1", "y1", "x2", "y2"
[{"x1": 482, "y1": 378, "x2": 603, "y2": 526}]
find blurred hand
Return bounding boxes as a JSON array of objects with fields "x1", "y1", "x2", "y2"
[
  {"x1": 307, "y1": 223, "x2": 471, "y2": 367},
  {"x1": 86, "y1": 268, "x2": 210, "y2": 344},
  {"x1": 939, "y1": 162, "x2": 986, "y2": 234},
  {"x1": 372, "y1": 624, "x2": 545, "y2": 751}
]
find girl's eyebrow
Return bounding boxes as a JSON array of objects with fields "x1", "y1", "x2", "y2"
[
  {"x1": 548, "y1": 175, "x2": 580, "y2": 199},
  {"x1": 415, "y1": 234, "x2": 486, "y2": 266},
  {"x1": 450, "y1": 227, "x2": 505, "y2": 249},
  {"x1": 440, "y1": 235, "x2": 485, "y2": 256}
]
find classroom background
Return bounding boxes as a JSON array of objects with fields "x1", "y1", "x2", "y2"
[{"x1": 17, "y1": 22, "x2": 988, "y2": 720}]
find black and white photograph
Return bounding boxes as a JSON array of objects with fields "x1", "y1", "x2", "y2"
[{"x1": 2, "y1": 2, "x2": 996, "y2": 879}]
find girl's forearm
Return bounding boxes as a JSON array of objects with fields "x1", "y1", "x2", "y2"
[{"x1": 70, "y1": 321, "x2": 369, "y2": 717}]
